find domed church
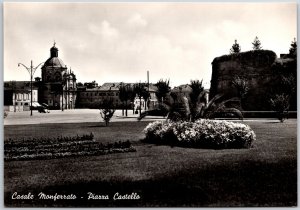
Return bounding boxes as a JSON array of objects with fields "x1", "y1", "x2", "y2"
[{"x1": 41, "y1": 43, "x2": 77, "y2": 109}]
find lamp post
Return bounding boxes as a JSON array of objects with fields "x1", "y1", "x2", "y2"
[
  {"x1": 62, "y1": 73, "x2": 67, "y2": 111},
  {"x1": 18, "y1": 60, "x2": 44, "y2": 116}
]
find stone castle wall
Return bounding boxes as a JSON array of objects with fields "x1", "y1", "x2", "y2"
[{"x1": 210, "y1": 50, "x2": 296, "y2": 111}]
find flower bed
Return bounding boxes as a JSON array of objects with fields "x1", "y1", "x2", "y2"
[
  {"x1": 143, "y1": 119, "x2": 256, "y2": 149},
  {"x1": 5, "y1": 134, "x2": 136, "y2": 161}
]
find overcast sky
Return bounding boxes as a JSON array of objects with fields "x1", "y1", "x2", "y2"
[{"x1": 4, "y1": 2, "x2": 297, "y2": 88}]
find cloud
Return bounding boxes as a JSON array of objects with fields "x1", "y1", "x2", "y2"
[
  {"x1": 4, "y1": 3, "x2": 297, "y2": 88},
  {"x1": 127, "y1": 13, "x2": 147, "y2": 27},
  {"x1": 88, "y1": 20, "x2": 119, "y2": 40}
]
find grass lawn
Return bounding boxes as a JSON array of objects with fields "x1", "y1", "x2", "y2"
[{"x1": 4, "y1": 120, "x2": 297, "y2": 207}]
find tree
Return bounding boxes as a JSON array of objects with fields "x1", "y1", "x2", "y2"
[
  {"x1": 124, "y1": 85, "x2": 134, "y2": 116},
  {"x1": 141, "y1": 88, "x2": 150, "y2": 110},
  {"x1": 155, "y1": 79, "x2": 171, "y2": 104},
  {"x1": 127, "y1": 85, "x2": 136, "y2": 114},
  {"x1": 189, "y1": 80, "x2": 205, "y2": 121},
  {"x1": 230, "y1": 39, "x2": 241, "y2": 54},
  {"x1": 118, "y1": 83, "x2": 127, "y2": 116},
  {"x1": 201, "y1": 94, "x2": 242, "y2": 120},
  {"x1": 252, "y1": 36, "x2": 262, "y2": 50},
  {"x1": 289, "y1": 38, "x2": 297, "y2": 58},
  {"x1": 269, "y1": 73, "x2": 296, "y2": 122},
  {"x1": 281, "y1": 74, "x2": 296, "y2": 95},
  {"x1": 232, "y1": 76, "x2": 249, "y2": 109},
  {"x1": 100, "y1": 98, "x2": 115, "y2": 126},
  {"x1": 133, "y1": 83, "x2": 145, "y2": 115},
  {"x1": 270, "y1": 94, "x2": 290, "y2": 122}
]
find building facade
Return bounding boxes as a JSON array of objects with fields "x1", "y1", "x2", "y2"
[
  {"x1": 40, "y1": 43, "x2": 77, "y2": 110},
  {"x1": 76, "y1": 82, "x2": 158, "y2": 110},
  {"x1": 4, "y1": 81, "x2": 38, "y2": 112}
]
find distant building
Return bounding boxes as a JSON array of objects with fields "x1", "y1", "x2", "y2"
[
  {"x1": 4, "y1": 43, "x2": 77, "y2": 112},
  {"x1": 76, "y1": 82, "x2": 122, "y2": 108},
  {"x1": 76, "y1": 82, "x2": 158, "y2": 110},
  {"x1": 40, "y1": 43, "x2": 77, "y2": 109},
  {"x1": 4, "y1": 81, "x2": 38, "y2": 112}
]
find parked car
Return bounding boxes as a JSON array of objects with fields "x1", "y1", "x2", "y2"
[
  {"x1": 41, "y1": 103, "x2": 50, "y2": 113},
  {"x1": 30, "y1": 102, "x2": 50, "y2": 113}
]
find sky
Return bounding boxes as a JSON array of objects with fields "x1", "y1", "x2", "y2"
[{"x1": 4, "y1": 2, "x2": 297, "y2": 88}]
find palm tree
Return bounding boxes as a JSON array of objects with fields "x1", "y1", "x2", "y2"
[
  {"x1": 189, "y1": 79, "x2": 204, "y2": 121},
  {"x1": 138, "y1": 93, "x2": 243, "y2": 121},
  {"x1": 199, "y1": 94, "x2": 243, "y2": 120}
]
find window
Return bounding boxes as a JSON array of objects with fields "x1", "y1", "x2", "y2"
[{"x1": 55, "y1": 72, "x2": 62, "y2": 81}]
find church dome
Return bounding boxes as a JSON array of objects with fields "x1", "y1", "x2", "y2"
[
  {"x1": 43, "y1": 42, "x2": 67, "y2": 68},
  {"x1": 44, "y1": 57, "x2": 66, "y2": 68}
]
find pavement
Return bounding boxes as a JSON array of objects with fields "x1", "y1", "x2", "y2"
[
  {"x1": 4, "y1": 109, "x2": 165, "y2": 125},
  {"x1": 4, "y1": 109, "x2": 291, "y2": 126}
]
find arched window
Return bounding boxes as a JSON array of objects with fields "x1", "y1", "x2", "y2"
[{"x1": 54, "y1": 72, "x2": 62, "y2": 81}]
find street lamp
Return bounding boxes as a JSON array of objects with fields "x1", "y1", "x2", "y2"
[{"x1": 18, "y1": 60, "x2": 44, "y2": 116}]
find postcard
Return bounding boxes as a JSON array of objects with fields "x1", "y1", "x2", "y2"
[{"x1": 3, "y1": 2, "x2": 297, "y2": 207}]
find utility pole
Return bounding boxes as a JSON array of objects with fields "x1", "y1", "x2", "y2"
[
  {"x1": 147, "y1": 71, "x2": 150, "y2": 92},
  {"x1": 147, "y1": 70, "x2": 150, "y2": 110},
  {"x1": 18, "y1": 60, "x2": 44, "y2": 116},
  {"x1": 11, "y1": 80, "x2": 16, "y2": 112}
]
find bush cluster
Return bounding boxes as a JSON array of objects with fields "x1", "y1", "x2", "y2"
[{"x1": 143, "y1": 119, "x2": 256, "y2": 149}]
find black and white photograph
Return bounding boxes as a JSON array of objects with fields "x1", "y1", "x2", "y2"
[{"x1": 3, "y1": 2, "x2": 297, "y2": 207}]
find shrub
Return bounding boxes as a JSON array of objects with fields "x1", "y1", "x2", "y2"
[
  {"x1": 143, "y1": 119, "x2": 256, "y2": 149},
  {"x1": 100, "y1": 98, "x2": 115, "y2": 126},
  {"x1": 270, "y1": 94, "x2": 290, "y2": 122}
]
